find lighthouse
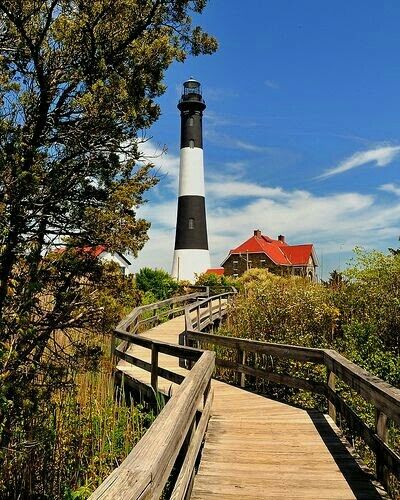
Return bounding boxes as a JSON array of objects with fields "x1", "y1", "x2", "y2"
[{"x1": 171, "y1": 78, "x2": 210, "y2": 282}]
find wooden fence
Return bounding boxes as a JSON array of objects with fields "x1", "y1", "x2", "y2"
[{"x1": 183, "y1": 293, "x2": 400, "y2": 494}]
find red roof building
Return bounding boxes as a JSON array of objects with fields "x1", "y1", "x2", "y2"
[{"x1": 221, "y1": 230, "x2": 318, "y2": 280}]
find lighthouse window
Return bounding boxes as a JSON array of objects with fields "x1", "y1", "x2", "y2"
[
  {"x1": 188, "y1": 218, "x2": 195, "y2": 229},
  {"x1": 189, "y1": 139, "x2": 194, "y2": 149},
  {"x1": 189, "y1": 117, "x2": 194, "y2": 126}
]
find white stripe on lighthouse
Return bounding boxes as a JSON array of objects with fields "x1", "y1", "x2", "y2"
[
  {"x1": 178, "y1": 147, "x2": 205, "y2": 197},
  {"x1": 171, "y1": 249, "x2": 211, "y2": 282}
]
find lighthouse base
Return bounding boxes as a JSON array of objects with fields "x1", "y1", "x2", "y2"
[{"x1": 171, "y1": 249, "x2": 211, "y2": 283}]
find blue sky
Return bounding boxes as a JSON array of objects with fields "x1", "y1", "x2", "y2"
[{"x1": 133, "y1": 1, "x2": 400, "y2": 279}]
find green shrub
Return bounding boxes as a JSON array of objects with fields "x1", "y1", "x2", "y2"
[{"x1": 135, "y1": 267, "x2": 179, "y2": 300}]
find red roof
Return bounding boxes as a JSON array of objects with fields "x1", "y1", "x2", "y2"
[
  {"x1": 281, "y1": 244, "x2": 314, "y2": 266},
  {"x1": 223, "y1": 232, "x2": 316, "y2": 267},
  {"x1": 206, "y1": 268, "x2": 225, "y2": 276},
  {"x1": 80, "y1": 245, "x2": 107, "y2": 257},
  {"x1": 54, "y1": 245, "x2": 107, "y2": 257}
]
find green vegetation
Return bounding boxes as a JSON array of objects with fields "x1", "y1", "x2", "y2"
[
  {"x1": 2, "y1": 357, "x2": 154, "y2": 499},
  {"x1": 218, "y1": 248, "x2": 400, "y2": 391},
  {"x1": 195, "y1": 271, "x2": 240, "y2": 295},
  {"x1": 215, "y1": 249, "x2": 399, "y2": 495},
  {"x1": 136, "y1": 267, "x2": 179, "y2": 301},
  {"x1": 0, "y1": 1, "x2": 216, "y2": 497}
]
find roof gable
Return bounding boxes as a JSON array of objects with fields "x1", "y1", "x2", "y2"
[{"x1": 280, "y1": 244, "x2": 314, "y2": 266}]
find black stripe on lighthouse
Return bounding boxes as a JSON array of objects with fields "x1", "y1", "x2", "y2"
[
  {"x1": 174, "y1": 195, "x2": 208, "y2": 250},
  {"x1": 180, "y1": 109, "x2": 204, "y2": 149}
]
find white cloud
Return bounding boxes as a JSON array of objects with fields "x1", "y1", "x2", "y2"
[
  {"x1": 379, "y1": 183, "x2": 400, "y2": 196},
  {"x1": 234, "y1": 140, "x2": 269, "y2": 153},
  {"x1": 206, "y1": 179, "x2": 296, "y2": 199},
  {"x1": 265, "y1": 79, "x2": 279, "y2": 89},
  {"x1": 318, "y1": 146, "x2": 400, "y2": 179},
  {"x1": 130, "y1": 140, "x2": 400, "y2": 277}
]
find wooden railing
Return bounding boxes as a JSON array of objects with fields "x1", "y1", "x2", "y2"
[
  {"x1": 183, "y1": 293, "x2": 400, "y2": 494},
  {"x1": 91, "y1": 288, "x2": 213, "y2": 500},
  {"x1": 91, "y1": 288, "x2": 399, "y2": 498}
]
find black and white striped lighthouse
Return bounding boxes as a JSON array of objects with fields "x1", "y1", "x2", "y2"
[{"x1": 171, "y1": 78, "x2": 210, "y2": 282}]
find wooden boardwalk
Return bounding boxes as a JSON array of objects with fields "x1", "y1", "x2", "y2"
[{"x1": 118, "y1": 316, "x2": 385, "y2": 499}]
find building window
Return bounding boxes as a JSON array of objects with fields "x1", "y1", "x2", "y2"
[
  {"x1": 189, "y1": 117, "x2": 194, "y2": 126},
  {"x1": 188, "y1": 218, "x2": 195, "y2": 229},
  {"x1": 233, "y1": 260, "x2": 238, "y2": 266},
  {"x1": 260, "y1": 259, "x2": 266, "y2": 267},
  {"x1": 189, "y1": 139, "x2": 194, "y2": 148}
]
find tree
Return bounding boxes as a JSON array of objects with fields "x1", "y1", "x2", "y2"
[
  {"x1": 135, "y1": 267, "x2": 179, "y2": 300},
  {"x1": 0, "y1": 0, "x2": 217, "y2": 449},
  {"x1": 195, "y1": 271, "x2": 240, "y2": 295}
]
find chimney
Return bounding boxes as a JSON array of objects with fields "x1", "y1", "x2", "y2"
[
  {"x1": 278, "y1": 234, "x2": 285, "y2": 243},
  {"x1": 254, "y1": 229, "x2": 261, "y2": 237}
]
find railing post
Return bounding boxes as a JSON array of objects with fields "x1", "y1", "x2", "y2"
[
  {"x1": 209, "y1": 300, "x2": 212, "y2": 325},
  {"x1": 204, "y1": 378, "x2": 211, "y2": 407},
  {"x1": 327, "y1": 369, "x2": 336, "y2": 423},
  {"x1": 151, "y1": 344, "x2": 159, "y2": 394},
  {"x1": 375, "y1": 409, "x2": 388, "y2": 488},
  {"x1": 218, "y1": 296, "x2": 222, "y2": 318},
  {"x1": 196, "y1": 306, "x2": 200, "y2": 330},
  {"x1": 236, "y1": 348, "x2": 246, "y2": 388}
]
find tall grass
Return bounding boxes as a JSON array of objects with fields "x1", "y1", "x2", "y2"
[{"x1": 1, "y1": 336, "x2": 155, "y2": 499}]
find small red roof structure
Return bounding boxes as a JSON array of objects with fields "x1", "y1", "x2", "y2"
[
  {"x1": 205, "y1": 267, "x2": 225, "y2": 276},
  {"x1": 53, "y1": 245, "x2": 131, "y2": 266},
  {"x1": 80, "y1": 245, "x2": 107, "y2": 258},
  {"x1": 54, "y1": 245, "x2": 107, "y2": 258}
]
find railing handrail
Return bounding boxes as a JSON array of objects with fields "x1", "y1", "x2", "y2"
[
  {"x1": 118, "y1": 290, "x2": 207, "y2": 332},
  {"x1": 184, "y1": 290, "x2": 235, "y2": 333},
  {"x1": 91, "y1": 351, "x2": 214, "y2": 500},
  {"x1": 184, "y1": 292, "x2": 400, "y2": 419},
  {"x1": 91, "y1": 289, "x2": 214, "y2": 500},
  {"x1": 93, "y1": 289, "x2": 399, "y2": 497},
  {"x1": 324, "y1": 349, "x2": 400, "y2": 424},
  {"x1": 183, "y1": 292, "x2": 400, "y2": 493}
]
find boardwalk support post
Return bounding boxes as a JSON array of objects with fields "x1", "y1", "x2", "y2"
[
  {"x1": 375, "y1": 409, "x2": 388, "y2": 488},
  {"x1": 236, "y1": 348, "x2": 246, "y2": 388},
  {"x1": 327, "y1": 369, "x2": 336, "y2": 423},
  {"x1": 196, "y1": 306, "x2": 200, "y2": 330},
  {"x1": 151, "y1": 343, "x2": 159, "y2": 393}
]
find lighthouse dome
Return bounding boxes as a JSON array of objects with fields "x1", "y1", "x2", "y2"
[{"x1": 179, "y1": 78, "x2": 205, "y2": 110}]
